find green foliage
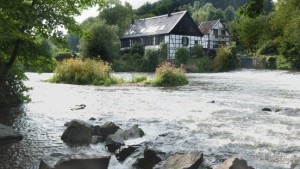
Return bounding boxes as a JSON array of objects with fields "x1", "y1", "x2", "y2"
[
  {"x1": 175, "y1": 47, "x2": 190, "y2": 65},
  {"x1": 197, "y1": 56, "x2": 213, "y2": 72},
  {"x1": 144, "y1": 48, "x2": 159, "y2": 72},
  {"x1": 213, "y1": 47, "x2": 238, "y2": 72},
  {"x1": 238, "y1": 0, "x2": 264, "y2": 18},
  {"x1": 150, "y1": 62, "x2": 188, "y2": 87},
  {"x1": 261, "y1": 56, "x2": 277, "y2": 69},
  {"x1": 0, "y1": 61, "x2": 31, "y2": 107},
  {"x1": 276, "y1": 55, "x2": 292, "y2": 70},
  {"x1": 159, "y1": 42, "x2": 168, "y2": 60},
  {"x1": 55, "y1": 52, "x2": 74, "y2": 61},
  {"x1": 131, "y1": 74, "x2": 148, "y2": 83},
  {"x1": 257, "y1": 40, "x2": 279, "y2": 56},
  {"x1": 234, "y1": 15, "x2": 269, "y2": 52},
  {"x1": 98, "y1": 1, "x2": 134, "y2": 36},
  {"x1": 79, "y1": 20, "x2": 120, "y2": 61},
  {"x1": 0, "y1": 0, "x2": 105, "y2": 107},
  {"x1": 224, "y1": 6, "x2": 236, "y2": 22},
  {"x1": 190, "y1": 44, "x2": 204, "y2": 58},
  {"x1": 66, "y1": 34, "x2": 80, "y2": 52},
  {"x1": 49, "y1": 59, "x2": 122, "y2": 86}
]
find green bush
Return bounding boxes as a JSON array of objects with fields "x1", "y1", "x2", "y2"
[
  {"x1": 191, "y1": 44, "x2": 204, "y2": 58},
  {"x1": 175, "y1": 47, "x2": 190, "y2": 65},
  {"x1": 213, "y1": 46, "x2": 238, "y2": 72},
  {"x1": 257, "y1": 40, "x2": 279, "y2": 56},
  {"x1": 55, "y1": 52, "x2": 73, "y2": 61},
  {"x1": 276, "y1": 55, "x2": 292, "y2": 70},
  {"x1": 0, "y1": 62, "x2": 31, "y2": 107},
  {"x1": 49, "y1": 59, "x2": 123, "y2": 85},
  {"x1": 261, "y1": 56, "x2": 277, "y2": 69},
  {"x1": 144, "y1": 48, "x2": 159, "y2": 72},
  {"x1": 149, "y1": 62, "x2": 188, "y2": 86},
  {"x1": 130, "y1": 74, "x2": 148, "y2": 83},
  {"x1": 159, "y1": 42, "x2": 168, "y2": 60},
  {"x1": 197, "y1": 56, "x2": 213, "y2": 72}
]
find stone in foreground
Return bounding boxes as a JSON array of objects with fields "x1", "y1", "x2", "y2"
[
  {"x1": 61, "y1": 120, "x2": 92, "y2": 144},
  {"x1": 158, "y1": 151, "x2": 203, "y2": 169},
  {"x1": 216, "y1": 158, "x2": 253, "y2": 169},
  {"x1": 0, "y1": 123, "x2": 23, "y2": 142},
  {"x1": 39, "y1": 152, "x2": 110, "y2": 169}
]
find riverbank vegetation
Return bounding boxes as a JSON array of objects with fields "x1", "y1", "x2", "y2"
[
  {"x1": 148, "y1": 62, "x2": 188, "y2": 87},
  {"x1": 49, "y1": 59, "x2": 122, "y2": 86}
]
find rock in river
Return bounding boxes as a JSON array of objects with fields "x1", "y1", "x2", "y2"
[
  {"x1": 105, "y1": 125, "x2": 145, "y2": 152},
  {"x1": 216, "y1": 158, "x2": 253, "y2": 169},
  {"x1": 156, "y1": 151, "x2": 203, "y2": 169},
  {"x1": 92, "y1": 122, "x2": 120, "y2": 140},
  {"x1": 39, "y1": 152, "x2": 111, "y2": 169},
  {"x1": 0, "y1": 123, "x2": 23, "y2": 142},
  {"x1": 61, "y1": 120, "x2": 92, "y2": 144}
]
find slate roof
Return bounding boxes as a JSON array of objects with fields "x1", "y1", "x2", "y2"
[
  {"x1": 198, "y1": 19, "x2": 219, "y2": 35},
  {"x1": 122, "y1": 11, "x2": 188, "y2": 39}
]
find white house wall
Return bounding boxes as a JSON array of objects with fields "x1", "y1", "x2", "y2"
[
  {"x1": 207, "y1": 21, "x2": 230, "y2": 49},
  {"x1": 165, "y1": 34, "x2": 202, "y2": 59}
]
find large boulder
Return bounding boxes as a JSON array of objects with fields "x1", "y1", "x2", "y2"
[
  {"x1": 133, "y1": 147, "x2": 166, "y2": 169},
  {"x1": 39, "y1": 152, "x2": 110, "y2": 169},
  {"x1": 92, "y1": 122, "x2": 120, "y2": 140},
  {"x1": 105, "y1": 125, "x2": 145, "y2": 152},
  {"x1": 216, "y1": 158, "x2": 253, "y2": 169},
  {"x1": 157, "y1": 151, "x2": 203, "y2": 169},
  {"x1": 0, "y1": 123, "x2": 23, "y2": 142},
  {"x1": 61, "y1": 120, "x2": 92, "y2": 144},
  {"x1": 115, "y1": 145, "x2": 141, "y2": 162}
]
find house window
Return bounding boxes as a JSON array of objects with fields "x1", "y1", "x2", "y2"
[
  {"x1": 213, "y1": 29, "x2": 218, "y2": 38},
  {"x1": 221, "y1": 30, "x2": 226, "y2": 39},
  {"x1": 155, "y1": 36, "x2": 164, "y2": 45},
  {"x1": 121, "y1": 39, "x2": 130, "y2": 48},
  {"x1": 195, "y1": 40, "x2": 198, "y2": 45},
  {"x1": 144, "y1": 37, "x2": 153, "y2": 46},
  {"x1": 131, "y1": 38, "x2": 142, "y2": 46},
  {"x1": 182, "y1": 37, "x2": 189, "y2": 46}
]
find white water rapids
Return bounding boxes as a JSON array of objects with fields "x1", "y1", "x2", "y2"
[{"x1": 0, "y1": 69, "x2": 299, "y2": 169}]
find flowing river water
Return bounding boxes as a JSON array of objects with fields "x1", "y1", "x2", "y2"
[{"x1": 0, "y1": 69, "x2": 300, "y2": 169}]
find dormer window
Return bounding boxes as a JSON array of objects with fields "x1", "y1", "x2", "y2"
[{"x1": 213, "y1": 29, "x2": 218, "y2": 38}]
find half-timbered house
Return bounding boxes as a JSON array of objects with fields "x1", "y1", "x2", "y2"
[
  {"x1": 120, "y1": 11, "x2": 203, "y2": 59},
  {"x1": 199, "y1": 19, "x2": 230, "y2": 50}
]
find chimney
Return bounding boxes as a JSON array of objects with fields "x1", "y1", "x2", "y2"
[{"x1": 168, "y1": 11, "x2": 171, "y2": 17}]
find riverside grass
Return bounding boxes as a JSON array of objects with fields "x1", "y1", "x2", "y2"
[
  {"x1": 148, "y1": 62, "x2": 188, "y2": 86},
  {"x1": 49, "y1": 59, "x2": 123, "y2": 86}
]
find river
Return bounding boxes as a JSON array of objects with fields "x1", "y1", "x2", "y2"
[{"x1": 0, "y1": 69, "x2": 299, "y2": 169}]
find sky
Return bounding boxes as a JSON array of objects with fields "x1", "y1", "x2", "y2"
[{"x1": 75, "y1": 0, "x2": 159, "y2": 23}]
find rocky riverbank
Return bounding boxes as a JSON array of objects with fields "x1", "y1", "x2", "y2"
[
  {"x1": 39, "y1": 119, "x2": 255, "y2": 169},
  {"x1": 0, "y1": 123, "x2": 23, "y2": 142}
]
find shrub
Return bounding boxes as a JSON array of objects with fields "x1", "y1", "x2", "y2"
[
  {"x1": 144, "y1": 48, "x2": 159, "y2": 72},
  {"x1": 213, "y1": 46, "x2": 238, "y2": 72},
  {"x1": 191, "y1": 44, "x2": 204, "y2": 58},
  {"x1": 55, "y1": 52, "x2": 73, "y2": 61},
  {"x1": 131, "y1": 74, "x2": 148, "y2": 83},
  {"x1": 276, "y1": 55, "x2": 292, "y2": 70},
  {"x1": 257, "y1": 40, "x2": 279, "y2": 56},
  {"x1": 150, "y1": 62, "x2": 188, "y2": 86},
  {"x1": 197, "y1": 56, "x2": 213, "y2": 72},
  {"x1": 261, "y1": 56, "x2": 277, "y2": 69},
  {"x1": 49, "y1": 59, "x2": 122, "y2": 85},
  {"x1": 175, "y1": 47, "x2": 190, "y2": 65},
  {"x1": 0, "y1": 62, "x2": 31, "y2": 107},
  {"x1": 159, "y1": 42, "x2": 168, "y2": 60}
]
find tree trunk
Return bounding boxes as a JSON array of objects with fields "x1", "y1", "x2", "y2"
[{"x1": 0, "y1": 39, "x2": 21, "y2": 87}]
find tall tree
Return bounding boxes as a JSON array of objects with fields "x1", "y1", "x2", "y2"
[
  {"x1": 0, "y1": 0, "x2": 105, "y2": 106},
  {"x1": 99, "y1": 0, "x2": 134, "y2": 36}
]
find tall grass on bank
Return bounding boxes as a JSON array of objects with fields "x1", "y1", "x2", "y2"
[
  {"x1": 49, "y1": 59, "x2": 122, "y2": 85},
  {"x1": 149, "y1": 62, "x2": 188, "y2": 86}
]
